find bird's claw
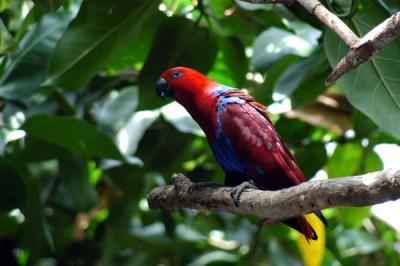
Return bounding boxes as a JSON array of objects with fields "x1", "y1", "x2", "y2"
[{"x1": 230, "y1": 181, "x2": 258, "y2": 207}]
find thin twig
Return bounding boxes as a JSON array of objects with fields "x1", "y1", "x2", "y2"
[{"x1": 147, "y1": 169, "x2": 400, "y2": 225}]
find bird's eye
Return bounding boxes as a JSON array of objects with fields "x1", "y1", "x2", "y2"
[{"x1": 171, "y1": 71, "x2": 182, "y2": 78}]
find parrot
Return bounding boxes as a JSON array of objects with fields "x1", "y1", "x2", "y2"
[{"x1": 156, "y1": 66, "x2": 327, "y2": 241}]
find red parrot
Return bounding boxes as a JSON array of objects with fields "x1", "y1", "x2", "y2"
[{"x1": 156, "y1": 67, "x2": 326, "y2": 241}]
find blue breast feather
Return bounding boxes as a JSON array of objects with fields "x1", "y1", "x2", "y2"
[{"x1": 210, "y1": 89, "x2": 247, "y2": 174}]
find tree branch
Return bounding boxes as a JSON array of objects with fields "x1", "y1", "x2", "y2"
[
  {"x1": 147, "y1": 169, "x2": 400, "y2": 225},
  {"x1": 296, "y1": 0, "x2": 359, "y2": 47},
  {"x1": 247, "y1": 0, "x2": 400, "y2": 85},
  {"x1": 326, "y1": 12, "x2": 400, "y2": 85}
]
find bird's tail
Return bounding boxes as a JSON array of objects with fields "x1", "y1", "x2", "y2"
[{"x1": 284, "y1": 211, "x2": 327, "y2": 242}]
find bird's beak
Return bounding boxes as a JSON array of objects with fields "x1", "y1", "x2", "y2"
[{"x1": 156, "y1": 78, "x2": 173, "y2": 99}]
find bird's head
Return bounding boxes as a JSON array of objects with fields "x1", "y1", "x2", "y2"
[{"x1": 156, "y1": 67, "x2": 213, "y2": 103}]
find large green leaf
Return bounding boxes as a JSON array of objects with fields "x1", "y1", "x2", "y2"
[
  {"x1": 46, "y1": 0, "x2": 160, "y2": 89},
  {"x1": 23, "y1": 115, "x2": 123, "y2": 159},
  {"x1": 93, "y1": 86, "x2": 139, "y2": 133},
  {"x1": 251, "y1": 26, "x2": 319, "y2": 72},
  {"x1": 273, "y1": 54, "x2": 319, "y2": 98},
  {"x1": 5, "y1": 155, "x2": 54, "y2": 258},
  {"x1": 294, "y1": 143, "x2": 327, "y2": 178},
  {"x1": 251, "y1": 55, "x2": 302, "y2": 105},
  {"x1": 106, "y1": 10, "x2": 164, "y2": 73},
  {"x1": 336, "y1": 228, "x2": 382, "y2": 256},
  {"x1": 325, "y1": 2, "x2": 400, "y2": 138},
  {"x1": 273, "y1": 48, "x2": 329, "y2": 108},
  {"x1": 100, "y1": 165, "x2": 145, "y2": 265},
  {"x1": 58, "y1": 151, "x2": 97, "y2": 212},
  {"x1": 217, "y1": 37, "x2": 248, "y2": 87},
  {"x1": 327, "y1": 142, "x2": 363, "y2": 178},
  {"x1": 138, "y1": 16, "x2": 218, "y2": 110},
  {"x1": 0, "y1": 12, "x2": 72, "y2": 99},
  {"x1": 0, "y1": 157, "x2": 26, "y2": 211},
  {"x1": 161, "y1": 102, "x2": 203, "y2": 136}
]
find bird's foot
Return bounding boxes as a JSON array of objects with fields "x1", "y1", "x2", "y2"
[
  {"x1": 188, "y1": 182, "x2": 221, "y2": 193},
  {"x1": 230, "y1": 180, "x2": 258, "y2": 207}
]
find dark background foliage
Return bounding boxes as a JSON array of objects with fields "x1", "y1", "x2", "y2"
[{"x1": 0, "y1": 0, "x2": 400, "y2": 265}]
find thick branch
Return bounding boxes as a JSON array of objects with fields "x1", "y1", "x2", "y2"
[
  {"x1": 326, "y1": 12, "x2": 400, "y2": 85},
  {"x1": 147, "y1": 169, "x2": 400, "y2": 224}
]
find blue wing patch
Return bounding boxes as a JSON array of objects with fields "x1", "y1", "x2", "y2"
[{"x1": 210, "y1": 93, "x2": 246, "y2": 174}]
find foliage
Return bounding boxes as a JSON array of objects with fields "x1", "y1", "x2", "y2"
[{"x1": 0, "y1": 0, "x2": 399, "y2": 265}]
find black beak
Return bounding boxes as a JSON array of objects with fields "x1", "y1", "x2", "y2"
[{"x1": 156, "y1": 78, "x2": 173, "y2": 99}]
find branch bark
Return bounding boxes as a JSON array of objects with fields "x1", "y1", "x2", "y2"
[
  {"x1": 147, "y1": 169, "x2": 400, "y2": 225},
  {"x1": 248, "y1": 0, "x2": 400, "y2": 85},
  {"x1": 326, "y1": 12, "x2": 400, "y2": 85},
  {"x1": 296, "y1": 0, "x2": 359, "y2": 47}
]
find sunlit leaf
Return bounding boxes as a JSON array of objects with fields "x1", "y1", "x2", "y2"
[
  {"x1": 327, "y1": 143, "x2": 363, "y2": 178},
  {"x1": 161, "y1": 102, "x2": 203, "y2": 136},
  {"x1": 252, "y1": 27, "x2": 319, "y2": 71},
  {"x1": 93, "y1": 86, "x2": 139, "y2": 133}
]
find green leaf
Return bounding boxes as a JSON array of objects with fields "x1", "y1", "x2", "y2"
[
  {"x1": 32, "y1": 0, "x2": 64, "y2": 12},
  {"x1": 364, "y1": 150, "x2": 383, "y2": 173},
  {"x1": 217, "y1": 37, "x2": 248, "y2": 87},
  {"x1": 161, "y1": 102, "x2": 203, "y2": 136},
  {"x1": 327, "y1": 142, "x2": 363, "y2": 178},
  {"x1": 106, "y1": 10, "x2": 164, "y2": 73},
  {"x1": 93, "y1": 86, "x2": 139, "y2": 133},
  {"x1": 100, "y1": 165, "x2": 145, "y2": 264},
  {"x1": 188, "y1": 251, "x2": 239, "y2": 266},
  {"x1": 23, "y1": 115, "x2": 123, "y2": 159},
  {"x1": 0, "y1": 18, "x2": 15, "y2": 55},
  {"x1": 47, "y1": 0, "x2": 160, "y2": 89},
  {"x1": 58, "y1": 151, "x2": 97, "y2": 212},
  {"x1": 324, "y1": 2, "x2": 400, "y2": 138},
  {"x1": 252, "y1": 55, "x2": 302, "y2": 105},
  {"x1": 336, "y1": 207, "x2": 370, "y2": 228},
  {"x1": 135, "y1": 123, "x2": 195, "y2": 176},
  {"x1": 209, "y1": 0, "x2": 233, "y2": 19},
  {"x1": 274, "y1": 116, "x2": 314, "y2": 145},
  {"x1": 273, "y1": 54, "x2": 319, "y2": 98},
  {"x1": 353, "y1": 110, "x2": 378, "y2": 138},
  {"x1": 5, "y1": 155, "x2": 54, "y2": 258},
  {"x1": 116, "y1": 109, "x2": 160, "y2": 156},
  {"x1": 0, "y1": 12, "x2": 72, "y2": 99},
  {"x1": 0, "y1": 0, "x2": 8, "y2": 12},
  {"x1": 0, "y1": 157, "x2": 26, "y2": 211},
  {"x1": 269, "y1": 240, "x2": 302, "y2": 266},
  {"x1": 138, "y1": 16, "x2": 218, "y2": 110},
  {"x1": 273, "y1": 48, "x2": 329, "y2": 108},
  {"x1": 252, "y1": 27, "x2": 318, "y2": 72},
  {"x1": 336, "y1": 228, "x2": 382, "y2": 257},
  {"x1": 294, "y1": 143, "x2": 327, "y2": 178},
  {"x1": 376, "y1": 0, "x2": 400, "y2": 14}
]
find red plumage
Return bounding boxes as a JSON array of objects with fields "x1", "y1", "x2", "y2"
[{"x1": 157, "y1": 67, "x2": 325, "y2": 241}]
